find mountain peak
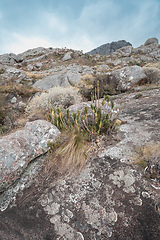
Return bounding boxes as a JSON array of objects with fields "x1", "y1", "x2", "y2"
[{"x1": 87, "y1": 40, "x2": 132, "y2": 55}]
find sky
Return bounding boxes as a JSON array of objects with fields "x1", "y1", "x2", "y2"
[{"x1": 0, "y1": 0, "x2": 160, "y2": 55}]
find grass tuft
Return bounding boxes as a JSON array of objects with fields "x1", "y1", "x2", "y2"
[{"x1": 134, "y1": 143, "x2": 160, "y2": 181}]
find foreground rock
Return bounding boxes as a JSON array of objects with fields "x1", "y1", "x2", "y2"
[
  {"x1": 99, "y1": 66, "x2": 147, "y2": 92},
  {"x1": 0, "y1": 120, "x2": 60, "y2": 192},
  {"x1": 0, "y1": 88, "x2": 160, "y2": 239}
]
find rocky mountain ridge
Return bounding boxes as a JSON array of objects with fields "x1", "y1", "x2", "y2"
[
  {"x1": 0, "y1": 37, "x2": 160, "y2": 239},
  {"x1": 87, "y1": 40, "x2": 132, "y2": 55}
]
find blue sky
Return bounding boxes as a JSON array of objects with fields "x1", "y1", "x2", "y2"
[{"x1": 0, "y1": 0, "x2": 160, "y2": 54}]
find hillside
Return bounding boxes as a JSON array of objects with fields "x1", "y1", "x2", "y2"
[{"x1": 0, "y1": 37, "x2": 160, "y2": 239}]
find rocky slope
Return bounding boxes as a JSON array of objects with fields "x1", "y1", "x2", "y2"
[{"x1": 0, "y1": 37, "x2": 160, "y2": 239}]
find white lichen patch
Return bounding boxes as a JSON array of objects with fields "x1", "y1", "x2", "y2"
[
  {"x1": 82, "y1": 198, "x2": 117, "y2": 238},
  {"x1": 50, "y1": 214, "x2": 83, "y2": 240},
  {"x1": 43, "y1": 202, "x2": 60, "y2": 215},
  {"x1": 109, "y1": 169, "x2": 135, "y2": 193}
]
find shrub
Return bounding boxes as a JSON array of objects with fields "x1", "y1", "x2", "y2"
[
  {"x1": 78, "y1": 73, "x2": 120, "y2": 101},
  {"x1": 0, "y1": 68, "x2": 5, "y2": 74},
  {"x1": 0, "y1": 83, "x2": 39, "y2": 97},
  {"x1": 78, "y1": 74, "x2": 94, "y2": 100},
  {"x1": 25, "y1": 86, "x2": 82, "y2": 113}
]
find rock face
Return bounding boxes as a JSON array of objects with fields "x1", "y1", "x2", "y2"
[
  {"x1": 32, "y1": 65, "x2": 92, "y2": 90},
  {"x1": 87, "y1": 40, "x2": 132, "y2": 55},
  {"x1": 107, "y1": 66, "x2": 147, "y2": 92},
  {"x1": 62, "y1": 51, "x2": 73, "y2": 61},
  {"x1": 0, "y1": 89, "x2": 160, "y2": 239},
  {"x1": 0, "y1": 53, "x2": 23, "y2": 64},
  {"x1": 144, "y1": 37, "x2": 159, "y2": 46},
  {"x1": 0, "y1": 120, "x2": 60, "y2": 192}
]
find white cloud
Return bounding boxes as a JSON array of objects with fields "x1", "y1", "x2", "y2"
[
  {"x1": 42, "y1": 12, "x2": 68, "y2": 35},
  {"x1": 75, "y1": 0, "x2": 160, "y2": 48},
  {"x1": 2, "y1": 33, "x2": 53, "y2": 54}
]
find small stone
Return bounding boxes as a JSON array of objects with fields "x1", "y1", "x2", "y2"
[{"x1": 11, "y1": 96, "x2": 17, "y2": 103}]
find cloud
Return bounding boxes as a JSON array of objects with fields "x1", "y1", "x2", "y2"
[
  {"x1": 40, "y1": 12, "x2": 68, "y2": 36},
  {"x1": 75, "y1": 0, "x2": 160, "y2": 48},
  {"x1": 1, "y1": 33, "x2": 53, "y2": 54}
]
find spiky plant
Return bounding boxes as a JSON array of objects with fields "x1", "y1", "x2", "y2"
[{"x1": 47, "y1": 85, "x2": 120, "y2": 174}]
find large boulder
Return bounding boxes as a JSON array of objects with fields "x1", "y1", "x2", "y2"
[
  {"x1": 0, "y1": 53, "x2": 23, "y2": 64},
  {"x1": 0, "y1": 120, "x2": 60, "y2": 192},
  {"x1": 144, "y1": 37, "x2": 159, "y2": 46},
  {"x1": 33, "y1": 72, "x2": 81, "y2": 91},
  {"x1": 62, "y1": 51, "x2": 73, "y2": 61},
  {"x1": 114, "y1": 45, "x2": 133, "y2": 57},
  {"x1": 107, "y1": 66, "x2": 147, "y2": 91}
]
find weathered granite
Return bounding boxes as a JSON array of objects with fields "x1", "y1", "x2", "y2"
[
  {"x1": 144, "y1": 37, "x2": 159, "y2": 46},
  {"x1": 0, "y1": 88, "x2": 160, "y2": 240},
  {"x1": 108, "y1": 66, "x2": 147, "y2": 91},
  {"x1": 0, "y1": 120, "x2": 60, "y2": 192}
]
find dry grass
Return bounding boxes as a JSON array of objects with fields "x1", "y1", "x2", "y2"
[
  {"x1": 46, "y1": 130, "x2": 88, "y2": 175},
  {"x1": 24, "y1": 71, "x2": 44, "y2": 80},
  {"x1": 134, "y1": 143, "x2": 160, "y2": 181},
  {"x1": 25, "y1": 86, "x2": 82, "y2": 113},
  {"x1": 142, "y1": 67, "x2": 160, "y2": 84},
  {"x1": 0, "y1": 83, "x2": 40, "y2": 97}
]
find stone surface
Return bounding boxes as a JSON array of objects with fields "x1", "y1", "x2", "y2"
[
  {"x1": 62, "y1": 51, "x2": 73, "y2": 61},
  {"x1": 87, "y1": 40, "x2": 132, "y2": 55},
  {"x1": 0, "y1": 120, "x2": 60, "y2": 192},
  {"x1": 144, "y1": 37, "x2": 159, "y2": 46},
  {"x1": 114, "y1": 45, "x2": 133, "y2": 57},
  {"x1": 32, "y1": 65, "x2": 91, "y2": 90},
  {"x1": 108, "y1": 66, "x2": 147, "y2": 91},
  {"x1": 0, "y1": 88, "x2": 160, "y2": 239},
  {"x1": 0, "y1": 53, "x2": 23, "y2": 64}
]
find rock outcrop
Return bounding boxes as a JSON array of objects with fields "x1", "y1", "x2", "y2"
[
  {"x1": 0, "y1": 120, "x2": 60, "y2": 192},
  {"x1": 0, "y1": 88, "x2": 160, "y2": 239},
  {"x1": 107, "y1": 65, "x2": 147, "y2": 91},
  {"x1": 87, "y1": 40, "x2": 132, "y2": 55},
  {"x1": 144, "y1": 37, "x2": 159, "y2": 46}
]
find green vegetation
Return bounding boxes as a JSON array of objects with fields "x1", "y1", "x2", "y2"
[
  {"x1": 48, "y1": 90, "x2": 119, "y2": 140},
  {"x1": 47, "y1": 87, "x2": 120, "y2": 173}
]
